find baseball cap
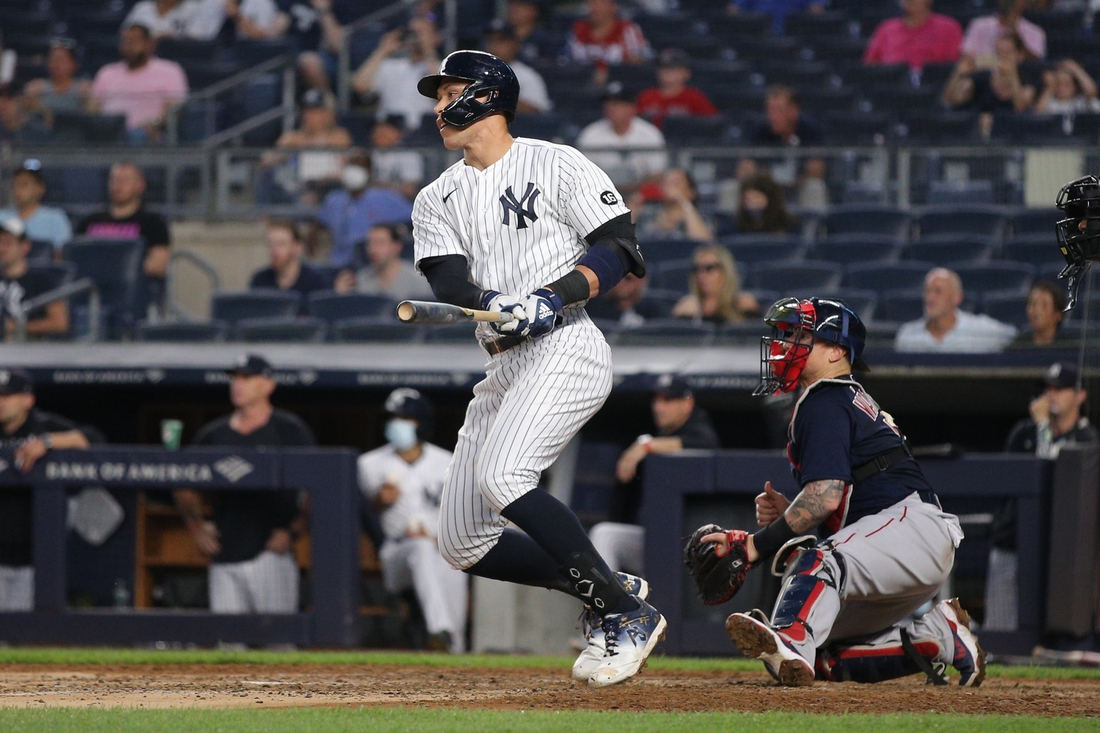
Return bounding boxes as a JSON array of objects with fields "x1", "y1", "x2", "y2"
[
  {"x1": 16, "y1": 158, "x2": 44, "y2": 184},
  {"x1": 1045, "y1": 362, "x2": 1080, "y2": 390},
  {"x1": 657, "y1": 48, "x2": 691, "y2": 69},
  {"x1": 227, "y1": 354, "x2": 274, "y2": 378},
  {"x1": 376, "y1": 114, "x2": 406, "y2": 131},
  {"x1": 385, "y1": 387, "x2": 433, "y2": 422},
  {"x1": 602, "y1": 81, "x2": 635, "y2": 104},
  {"x1": 0, "y1": 369, "x2": 34, "y2": 396},
  {"x1": 653, "y1": 373, "x2": 692, "y2": 399},
  {"x1": 301, "y1": 88, "x2": 334, "y2": 109},
  {"x1": 0, "y1": 217, "x2": 26, "y2": 239},
  {"x1": 485, "y1": 19, "x2": 518, "y2": 39}
]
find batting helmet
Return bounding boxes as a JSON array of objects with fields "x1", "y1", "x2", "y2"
[
  {"x1": 755, "y1": 297, "x2": 868, "y2": 396},
  {"x1": 1056, "y1": 174, "x2": 1100, "y2": 310},
  {"x1": 384, "y1": 387, "x2": 435, "y2": 440},
  {"x1": 417, "y1": 50, "x2": 520, "y2": 128}
]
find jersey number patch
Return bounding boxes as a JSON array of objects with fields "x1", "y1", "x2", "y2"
[{"x1": 500, "y1": 182, "x2": 541, "y2": 229}]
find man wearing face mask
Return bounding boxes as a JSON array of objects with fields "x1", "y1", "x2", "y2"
[
  {"x1": 312, "y1": 152, "x2": 413, "y2": 268},
  {"x1": 357, "y1": 388, "x2": 467, "y2": 652}
]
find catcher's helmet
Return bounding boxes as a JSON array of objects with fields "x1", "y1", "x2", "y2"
[
  {"x1": 1056, "y1": 174, "x2": 1100, "y2": 310},
  {"x1": 755, "y1": 297, "x2": 868, "y2": 396},
  {"x1": 417, "y1": 50, "x2": 520, "y2": 128},
  {"x1": 385, "y1": 387, "x2": 435, "y2": 440}
]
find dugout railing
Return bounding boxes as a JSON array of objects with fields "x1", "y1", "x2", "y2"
[{"x1": 0, "y1": 446, "x2": 361, "y2": 648}]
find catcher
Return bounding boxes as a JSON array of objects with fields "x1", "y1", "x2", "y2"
[
  {"x1": 684, "y1": 297, "x2": 985, "y2": 687},
  {"x1": 1056, "y1": 174, "x2": 1100, "y2": 310}
]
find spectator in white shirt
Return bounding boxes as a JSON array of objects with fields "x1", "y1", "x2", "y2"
[
  {"x1": 370, "y1": 115, "x2": 424, "y2": 200},
  {"x1": 123, "y1": 0, "x2": 228, "y2": 41},
  {"x1": 483, "y1": 20, "x2": 552, "y2": 114},
  {"x1": 895, "y1": 267, "x2": 1017, "y2": 353},
  {"x1": 224, "y1": 0, "x2": 289, "y2": 39},
  {"x1": 351, "y1": 17, "x2": 439, "y2": 130},
  {"x1": 1034, "y1": 59, "x2": 1100, "y2": 115},
  {"x1": 576, "y1": 82, "x2": 667, "y2": 185}
]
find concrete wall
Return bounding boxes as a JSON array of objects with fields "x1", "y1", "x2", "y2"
[{"x1": 168, "y1": 220, "x2": 269, "y2": 320}]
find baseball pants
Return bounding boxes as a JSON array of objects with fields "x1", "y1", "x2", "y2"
[
  {"x1": 589, "y1": 522, "x2": 644, "y2": 576},
  {"x1": 209, "y1": 551, "x2": 299, "y2": 613},
  {"x1": 438, "y1": 320, "x2": 613, "y2": 570},
  {"x1": 0, "y1": 565, "x2": 33, "y2": 611},
  {"x1": 380, "y1": 537, "x2": 469, "y2": 651}
]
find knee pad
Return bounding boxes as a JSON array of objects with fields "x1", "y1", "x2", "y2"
[{"x1": 772, "y1": 548, "x2": 842, "y2": 639}]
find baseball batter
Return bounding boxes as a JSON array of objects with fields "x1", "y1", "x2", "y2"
[
  {"x1": 701, "y1": 298, "x2": 985, "y2": 687},
  {"x1": 412, "y1": 50, "x2": 663, "y2": 686}
]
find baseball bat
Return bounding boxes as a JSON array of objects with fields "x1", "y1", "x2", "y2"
[{"x1": 396, "y1": 300, "x2": 514, "y2": 325}]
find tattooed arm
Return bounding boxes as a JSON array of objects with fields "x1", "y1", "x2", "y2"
[{"x1": 784, "y1": 479, "x2": 845, "y2": 534}]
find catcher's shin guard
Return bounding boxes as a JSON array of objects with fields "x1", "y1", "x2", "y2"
[
  {"x1": 771, "y1": 547, "x2": 842, "y2": 643},
  {"x1": 820, "y1": 633, "x2": 947, "y2": 684}
]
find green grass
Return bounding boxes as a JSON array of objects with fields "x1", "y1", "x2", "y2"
[
  {"x1": 1, "y1": 647, "x2": 1099, "y2": 679},
  {"x1": 0, "y1": 709, "x2": 1096, "y2": 733}
]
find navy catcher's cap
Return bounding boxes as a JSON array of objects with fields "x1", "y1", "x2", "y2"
[
  {"x1": 0, "y1": 369, "x2": 34, "y2": 395},
  {"x1": 653, "y1": 373, "x2": 692, "y2": 399},
  {"x1": 1045, "y1": 362, "x2": 1079, "y2": 390},
  {"x1": 227, "y1": 354, "x2": 273, "y2": 378}
]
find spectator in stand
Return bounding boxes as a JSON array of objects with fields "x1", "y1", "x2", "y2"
[
  {"x1": 351, "y1": 17, "x2": 439, "y2": 130},
  {"x1": 0, "y1": 33, "x2": 15, "y2": 93},
  {"x1": 727, "y1": 0, "x2": 826, "y2": 35},
  {"x1": 123, "y1": 0, "x2": 228, "y2": 41},
  {"x1": 505, "y1": 0, "x2": 558, "y2": 66},
  {"x1": 1034, "y1": 59, "x2": 1100, "y2": 114},
  {"x1": 23, "y1": 39, "x2": 91, "y2": 119},
  {"x1": 672, "y1": 243, "x2": 758, "y2": 324},
  {"x1": 591, "y1": 374, "x2": 720, "y2": 575},
  {"x1": 566, "y1": 0, "x2": 651, "y2": 86},
  {"x1": 0, "y1": 369, "x2": 102, "y2": 610},
  {"x1": 1010, "y1": 280, "x2": 1075, "y2": 348},
  {"x1": 943, "y1": 35, "x2": 1036, "y2": 136},
  {"x1": 0, "y1": 218, "x2": 69, "y2": 340},
  {"x1": 576, "y1": 82, "x2": 668, "y2": 186},
  {"x1": 734, "y1": 171, "x2": 795, "y2": 234},
  {"x1": 311, "y1": 152, "x2": 413, "y2": 268},
  {"x1": 751, "y1": 86, "x2": 828, "y2": 210},
  {"x1": 484, "y1": 20, "x2": 552, "y2": 114},
  {"x1": 636, "y1": 48, "x2": 717, "y2": 130},
  {"x1": 370, "y1": 115, "x2": 424, "y2": 201},
  {"x1": 224, "y1": 0, "x2": 290, "y2": 39},
  {"x1": 0, "y1": 92, "x2": 51, "y2": 144},
  {"x1": 895, "y1": 267, "x2": 1017, "y2": 352},
  {"x1": 284, "y1": 0, "x2": 347, "y2": 93},
  {"x1": 961, "y1": 0, "x2": 1046, "y2": 67},
  {"x1": 89, "y1": 24, "x2": 189, "y2": 144},
  {"x1": 863, "y1": 0, "x2": 963, "y2": 71},
  {"x1": 77, "y1": 162, "x2": 172, "y2": 317},
  {"x1": 267, "y1": 89, "x2": 351, "y2": 203},
  {"x1": 174, "y1": 354, "x2": 315, "y2": 615},
  {"x1": 333, "y1": 224, "x2": 431, "y2": 300},
  {"x1": 630, "y1": 169, "x2": 715, "y2": 243},
  {"x1": 0, "y1": 160, "x2": 72, "y2": 251},
  {"x1": 250, "y1": 219, "x2": 332, "y2": 310},
  {"x1": 585, "y1": 272, "x2": 666, "y2": 328}
]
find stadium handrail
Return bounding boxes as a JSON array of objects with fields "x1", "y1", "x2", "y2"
[
  {"x1": 165, "y1": 250, "x2": 221, "y2": 324},
  {"x1": 12, "y1": 277, "x2": 100, "y2": 343}
]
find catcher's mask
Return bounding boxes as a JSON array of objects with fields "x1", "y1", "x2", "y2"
[
  {"x1": 755, "y1": 297, "x2": 869, "y2": 396},
  {"x1": 1056, "y1": 174, "x2": 1100, "y2": 310}
]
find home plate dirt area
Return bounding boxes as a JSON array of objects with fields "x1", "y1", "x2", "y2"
[{"x1": 0, "y1": 664, "x2": 1098, "y2": 716}]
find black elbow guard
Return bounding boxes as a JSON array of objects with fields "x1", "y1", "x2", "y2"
[{"x1": 585, "y1": 213, "x2": 646, "y2": 278}]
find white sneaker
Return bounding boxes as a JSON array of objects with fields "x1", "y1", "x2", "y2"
[
  {"x1": 938, "y1": 598, "x2": 986, "y2": 687},
  {"x1": 571, "y1": 573, "x2": 650, "y2": 682},
  {"x1": 588, "y1": 599, "x2": 666, "y2": 687},
  {"x1": 726, "y1": 612, "x2": 814, "y2": 687}
]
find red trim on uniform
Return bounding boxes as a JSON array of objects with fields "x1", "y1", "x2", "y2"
[
  {"x1": 837, "y1": 641, "x2": 940, "y2": 659},
  {"x1": 900, "y1": 506, "x2": 908, "y2": 522},
  {"x1": 834, "y1": 532, "x2": 857, "y2": 546},
  {"x1": 797, "y1": 582, "x2": 825, "y2": 623},
  {"x1": 866, "y1": 517, "x2": 895, "y2": 538}
]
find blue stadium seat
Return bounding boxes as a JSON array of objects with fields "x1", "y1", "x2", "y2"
[
  {"x1": 924, "y1": 180, "x2": 995, "y2": 206},
  {"x1": 716, "y1": 321, "x2": 769, "y2": 344},
  {"x1": 635, "y1": 289, "x2": 680, "y2": 318},
  {"x1": 28, "y1": 239, "x2": 54, "y2": 262},
  {"x1": 805, "y1": 37, "x2": 866, "y2": 63},
  {"x1": 614, "y1": 318, "x2": 715, "y2": 346},
  {"x1": 651, "y1": 259, "x2": 694, "y2": 293},
  {"x1": 1011, "y1": 209, "x2": 1061, "y2": 238},
  {"x1": 234, "y1": 75, "x2": 281, "y2": 146},
  {"x1": 1038, "y1": 262, "x2": 1066, "y2": 283},
  {"x1": 876, "y1": 288, "x2": 925, "y2": 324},
  {"x1": 722, "y1": 235, "x2": 804, "y2": 265},
  {"x1": 62, "y1": 167, "x2": 108, "y2": 204},
  {"x1": 844, "y1": 261, "x2": 935, "y2": 293},
  {"x1": 797, "y1": 88, "x2": 858, "y2": 116},
  {"x1": 331, "y1": 316, "x2": 422, "y2": 342},
  {"x1": 991, "y1": 113, "x2": 1068, "y2": 143},
  {"x1": 900, "y1": 235, "x2": 998, "y2": 265},
  {"x1": 1000, "y1": 235, "x2": 1065, "y2": 269},
  {"x1": 807, "y1": 235, "x2": 901, "y2": 266},
  {"x1": 917, "y1": 62, "x2": 956, "y2": 89},
  {"x1": 510, "y1": 113, "x2": 572, "y2": 142},
  {"x1": 212, "y1": 290, "x2": 302, "y2": 324},
  {"x1": 63, "y1": 238, "x2": 144, "y2": 339},
  {"x1": 730, "y1": 37, "x2": 803, "y2": 63},
  {"x1": 747, "y1": 261, "x2": 843, "y2": 293},
  {"x1": 913, "y1": 206, "x2": 1010, "y2": 241},
  {"x1": 953, "y1": 262, "x2": 1035, "y2": 295},
  {"x1": 832, "y1": 288, "x2": 878, "y2": 323},
  {"x1": 135, "y1": 320, "x2": 230, "y2": 342},
  {"x1": 900, "y1": 110, "x2": 980, "y2": 144},
  {"x1": 661, "y1": 116, "x2": 730, "y2": 146},
  {"x1": 758, "y1": 62, "x2": 836, "y2": 89},
  {"x1": 156, "y1": 39, "x2": 220, "y2": 63},
  {"x1": 1068, "y1": 113, "x2": 1100, "y2": 139},
  {"x1": 235, "y1": 316, "x2": 328, "y2": 343},
  {"x1": 1027, "y1": 11, "x2": 1089, "y2": 37},
  {"x1": 824, "y1": 111, "x2": 895, "y2": 145},
  {"x1": 232, "y1": 39, "x2": 296, "y2": 67},
  {"x1": 307, "y1": 292, "x2": 396, "y2": 323},
  {"x1": 26, "y1": 262, "x2": 75, "y2": 292},
  {"x1": 819, "y1": 206, "x2": 911, "y2": 242},
  {"x1": 864, "y1": 87, "x2": 941, "y2": 115},
  {"x1": 637, "y1": 239, "x2": 700, "y2": 264},
  {"x1": 980, "y1": 291, "x2": 1028, "y2": 329},
  {"x1": 839, "y1": 64, "x2": 911, "y2": 89},
  {"x1": 704, "y1": 12, "x2": 771, "y2": 38},
  {"x1": 784, "y1": 12, "x2": 854, "y2": 38}
]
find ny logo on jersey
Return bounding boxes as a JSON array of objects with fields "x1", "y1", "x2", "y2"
[{"x1": 500, "y1": 182, "x2": 540, "y2": 229}]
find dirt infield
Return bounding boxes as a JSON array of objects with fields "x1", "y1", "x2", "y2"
[{"x1": 0, "y1": 664, "x2": 1098, "y2": 716}]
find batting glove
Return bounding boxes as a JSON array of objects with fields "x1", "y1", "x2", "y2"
[
  {"x1": 482, "y1": 290, "x2": 530, "y2": 336},
  {"x1": 519, "y1": 288, "x2": 563, "y2": 339}
]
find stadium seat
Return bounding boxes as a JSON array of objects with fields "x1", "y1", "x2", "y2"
[
  {"x1": 331, "y1": 316, "x2": 422, "y2": 342},
  {"x1": 423, "y1": 323, "x2": 478, "y2": 342},
  {"x1": 1001, "y1": 235, "x2": 1066, "y2": 269},
  {"x1": 839, "y1": 64, "x2": 911, "y2": 89},
  {"x1": 307, "y1": 292, "x2": 397, "y2": 323},
  {"x1": 651, "y1": 259, "x2": 694, "y2": 293},
  {"x1": 704, "y1": 12, "x2": 771, "y2": 39},
  {"x1": 1027, "y1": 11, "x2": 1089, "y2": 37},
  {"x1": 804, "y1": 37, "x2": 866, "y2": 63},
  {"x1": 991, "y1": 113, "x2": 1068, "y2": 143},
  {"x1": 917, "y1": 62, "x2": 956, "y2": 89},
  {"x1": 637, "y1": 238, "x2": 699, "y2": 264},
  {"x1": 63, "y1": 238, "x2": 143, "y2": 339},
  {"x1": 661, "y1": 116, "x2": 730, "y2": 146},
  {"x1": 235, "y1": 316, "x2": 328, "y2": 343},
  {"x1": 796, "y1": 88, "x2": 858, "y2": 116},
  {"x1": 721, "y1": 235, "x2": 804, "y2": 266},
  {"x1": 783, "y1": 12, "x2": 854, "y2": 38},
  {"x1": 913, "y1": 206, "x2": 1010, "y2": 241},
  {"x1": 27, "y1": 239, "x2": 54, "y2": 262},
  {"x1": 876, "y1": 288, "x2": 925, "y2": 324},
  {"x1": 900, "y1": 110, "x2": 980, "y2": 144},
  {"x1": 747, "y1": 261, "x2": 843, "y2": 293},
  {"x1": 232, "y1": 39, "x2": 296, "y2": 67},
  {"x1": 980, "y1": 291, "x2": 1028, "y2": 329},
  {"x1": 831, "y1": 288, "x2": 878, "y2": 322},
  {"x1": 953, "y1": 262, "x2": 1035, "y2": 295},
  {"x1": 135, "y1": 320, "x2": 230, "y2": 342},
  {"x1": 864, "y1": 87, "x2": 941, "y2": 115},
  {"x1": 807, "y1": 235, "x2": 901, "y2": 266},
  {"x1": 1011, "y1": 209, "x2": 1061, "y2": 238},
  {"x1": 758, "y1": 63, "x2": 836, "y2": 89},
  {"x1": 62, "y1": 167, "x2": 109, "y2": 204},
  {"x1": 715, "y1": 321, "x2": 769, "y2": 344},
  {"x1": 924, "y1": 180, "x2": 995, "y2": 206},
  {"x1": 824, "y1": 111, "x2": 895, "y2": 145},
  {"x1": 510, "y1": 112, "x2": 572, "y2": 142},
  {"x1": 614, "y1": 318, "x2": 715, "y2": 346},
  {"x1": 818, "y1": 206, "x2": 911, "y2": 242},
  {"x1": 234, "y1": 74, "x2": 282, "y2": 146},
  {"x1": 26, "y1": 262, "x2": 75, "y2": 293},
  {"x1": 155, "y1": 39, "x2": 220, "y2": 63},
  {"x1": 729, "y1": 37, "x2": 803, "y2": 63},
  {"x1": 211, "y1": 290, "x2": 302, "y2": 324},
  {"x1": 900, "y1": 235, "x2": 998, "y2": 265},
  {"x1": 844, "y1": 261, "x2": 935, "y2": 293},
  {"x1": 1068, "y1": 113, "x2": 1100, "y2": 139}
]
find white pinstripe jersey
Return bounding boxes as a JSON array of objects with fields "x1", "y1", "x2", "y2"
[{"x1": 412, "y1": 137, "x2": 632, "y2": 327}]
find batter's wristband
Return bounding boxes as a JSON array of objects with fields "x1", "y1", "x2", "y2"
[
  {"x1": 543, "y1": 270, "x2": 590, "y2": 306},
  {"x1": 752, "y1": 517, "x2": 798, "y2": 560},
  {"x1": 480, "y1": 290, "x2": 502, "y2": 310}
]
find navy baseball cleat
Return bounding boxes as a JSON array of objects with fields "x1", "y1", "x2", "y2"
[
  {"x1": 726, "y1": 612, "x2": 814, "y2": 687},
  {"x1": 588, "y1": 598, "x2": 666, "y2": 687},
  {"x1": 938, "y1": 598, "x2": 986, "y2": 687},
  {"x1": 572, "y1": 573, "x2": 650, "y2": 682}
]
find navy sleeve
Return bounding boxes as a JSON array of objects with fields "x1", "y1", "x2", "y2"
[{"x1": 793, "y1": 392, "x2": 853, "y2": 486}]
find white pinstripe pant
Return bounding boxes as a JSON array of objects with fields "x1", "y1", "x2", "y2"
[
  {"x1": 209, "y1": 550, "x2": 299, "y2": 613},
  {"x1": 438, "y1": 320, "x2": 613, "y2": 570}
]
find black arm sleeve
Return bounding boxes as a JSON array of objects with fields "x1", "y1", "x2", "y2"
[
  {"x1": 585, "y1": 213, "x2": 646, "y2": 278},
  {"x1": 419, "y1": 255, "x2": 487, "y2": 310}
]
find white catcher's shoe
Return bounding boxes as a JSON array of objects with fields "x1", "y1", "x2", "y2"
[{"x1": 571, "y1": 572, "x2": 649, "y2": 682}]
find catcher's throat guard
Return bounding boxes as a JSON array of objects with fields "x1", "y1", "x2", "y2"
[{"x1": 1056, "y1": 175, "x2": 1100, "y2": 310}]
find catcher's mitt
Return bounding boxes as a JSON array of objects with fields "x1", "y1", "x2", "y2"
[{"x1": 683, "y1": 523, "x2": 753, "y2": 605}]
